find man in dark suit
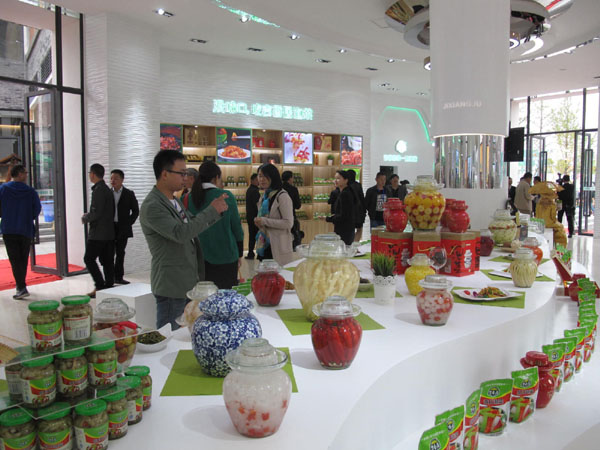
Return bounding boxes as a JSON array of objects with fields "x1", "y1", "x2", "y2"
[
  {"x1": 110, "y1": 169, "x2": 139, "y2": 284},
  {"x1": 558, "y1": 174, "x2": 575, "y2": 238},
  {"x1": 82, "y1": 163, "x2": 115, "y2": 297},
  {"x1": 244, "y1": 173, "x2": 261, "y2": 259}
]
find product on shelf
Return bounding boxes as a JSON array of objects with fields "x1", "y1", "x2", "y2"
[
  {"x1": 93, "y1": 298, "x2": 138, "y2": 367},
  {"x1": 383, "y1": 198, "x2": 408, "y2": 233},
  {"x1": 417, "y1": 423, "x2": 449, "y2": 450},
  {"x1": 440, "y1": 232, "x2": 477, "y2": 277},
  {"x1": 519, "y1": 352, "x2": 553, "y2": 409},
  {"x1": 56, "y1": 348, "x2": 89, "y2": 398},
  {"x1": 86, "y1": 341, "x2": 118, "y2": 389},
  {"x1": 251, "y1": 260, "x2": 285, "y2": 307},
  {"x1": 435, "y1": 405, "x2": 464, "y2": 450},
  {"x1": 98, "y1": 386, "x2": 128, "y2": 440},
  {"x1": 404, "y1": 253, "x2": 435, "y2": 296},
  {"x1": 416, "y1": 275, "x2": 453, "y2": 326},
  {"x1": 464, "y1": 389, "x2": 481, "y2": 450},
  {"x1": 509, "y1": 368, "x2": 538, "y2": 422},
  {"x1": 27, "y1": 300, "x2": 63, "y2": 352},
  {"x1": 488, "y1": 209, "x2": 517, "y2": 245},
  {"x1": 564, "y1": 328, "x2": 586, "y2": 373},
  {"x1": 74, "y1": 399, "x2": 109, "y2": 450},
  {"x1": 61, "y1": 295, "x2": 93, "y2": 345},
  {"x1": 313, "y1": 193, "x2": 329, "y2": 202},
  {"x1": 478, "y1": 378, "x2": 512, "y2": 436},
  {"x1": 542, "y1": 343, "x2": 566, "y2": 392},
  {"x1": 404, "y1": 175, "x2": 446, "y2": 231},
  {"x1": 508, "y1": 248, "x2": 537, "y2": 288},
  {"x1": 125, "y1": 366, "x2": 152, "y2": 410},
  {"x1": 0, "y1": 409, "x2": 36, "y2": 450},
  {"x1": 5, "y1": 362, "x2": 23, "y2": 402},
  {"x1": 553, "y1": 336, "x2": 577, "y2": 382},
  {"x1": 21, "y1": 355, "x2": 57, "y2": 409},
  {"x1": 117, "y1": 376, "x2": 143, "y2": 425},
  {"x1": 37, "y1": 402, "x2": 73, "y2": 450},
  {"x1": 313, "y1": 211, "x2": 328, "y2": 220}
]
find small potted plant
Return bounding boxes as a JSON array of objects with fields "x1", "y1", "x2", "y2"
[
  {"x1": 371, "y1": 253, "x2": 397, "y2": 305},
  {"x1": 327, "y1": 154, "x2": 334, "y2": 166}
]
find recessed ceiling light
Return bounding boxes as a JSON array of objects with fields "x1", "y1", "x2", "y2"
[
  {"x1": 262, "y1": 129, "x2": 266, "y2": 132},
  {"x1": 338, "y1": 49, "x2": 347, "y2": 53},
  {"x1": 401, "y1": 58, "x2": 407, "y2": 62},
  {"x1": 387, "y1": 58, "x2": 395, "y2": 63},
  {"x1": 423, "y1": 56, "x2": 431, "y2": 71},
  {"x1": 155, "y1": 8, "x2": 174, "y2": 17},
  {"x1": 240, "y1": 15, "x2": 250, "y2": 23},
  {"x1": 365, "y1": 67, "x2": 378, "y2": 71},
  {"x1": 379, "y1": 83, "x2": 391, "y2": 87},
  {"x1": 190, "y1": 38, "x2": 207, "y2": 44},
  {"x1": 194, "y1": 126, "x2": 198, "y2": 128},
  {"x1": 247, "y1": 47, "x2": 264, "y2": 52},
  {"x1": 289, "y1": 34, "x2": 299, "y2": 40},
  {"x1": 416, "y1": 92, "x2": 427, "y2": 96},
  {"x1": 316, "y1": 59, "x2": 331, "y2": 63}
]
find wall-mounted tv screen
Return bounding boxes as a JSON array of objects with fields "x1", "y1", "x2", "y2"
[
  {"x1": 341, "y1": 135, "x2": 362, "y2": 165},
  {"x1": 283, "y1": 132, "x2": 313, "y2": 164}
]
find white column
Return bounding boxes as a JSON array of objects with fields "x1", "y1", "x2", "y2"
[{"x1": 595, "y1": 84, "x2": 600, "y2": 238}]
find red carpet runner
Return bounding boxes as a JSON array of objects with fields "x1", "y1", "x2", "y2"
[{"x1": 0, "y1": 253, "x2": 84, "y2": 291}]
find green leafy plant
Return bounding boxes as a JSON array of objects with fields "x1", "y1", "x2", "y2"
[
  {"x1": 372, "y1": 253, "x2": 396, "y2": 277},
  {"x1": 327, "y1": 154, "x2": 334, "y2": 160}
]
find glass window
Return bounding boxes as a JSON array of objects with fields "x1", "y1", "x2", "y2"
[
  {"x1": 529, "y1": 91, "x2": 583, "y2": 134},
  {"x1": 585, "y1": 88, "x2": 599, "y2": 131}
]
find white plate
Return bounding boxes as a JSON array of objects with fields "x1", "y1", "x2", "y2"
[
  {"x1": 137, "y1": 323, "x2": 172, "y2": 353},
  {"x1": 454, "y1": 289, "x2": 520, "y2": 301},
  {"x1": 488, "y1": 270, "x2": 546, "y2": 280},
  {"x1": 354, "y1": 252, "x2": 367, "y2": 258},
  {"x1": 217, "y1": 148, "x2": 250, "y2": 161}
]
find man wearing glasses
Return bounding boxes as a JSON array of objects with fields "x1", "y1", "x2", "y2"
[{"x1": 140, "y1": 150, "x2": 228, "y2": 329}]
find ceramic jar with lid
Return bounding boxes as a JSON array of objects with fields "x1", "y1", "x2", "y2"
[
  {"x1": 520, "y1": 351, "x2": 555, "y2": 408},
  {"x1": 489, "y1": 209, "x2": 517, "y2": 245},
  {"x1": 27, "y1": 300, "x2": 62, "y2": 352},
  {"x1": 447, "y1": 200, "x2": 470, "y2": 233},
  {"x1": 523, "y1": 237, "x2": 543, "y2": 265},
  {"x1": 405, "y1": 253, "x2": 435, "y2": 296},
  {"x1": 440, "y1": 198, "x2": 455, "y2": 229},
  {"x1": 383, "y1": 198, "x2": 408, "y2": 232},
  {"x1": 416, "y1": 275, "x2": 454, "y2": 326},
  {"x1": 480, "y1": 229, "x2": 494, "y2": 256},
  {"x1": 252, "y1": 260, "x2": 286, "y2": 306},
  {"x1": 509, "y1": 248, "x2": 537, "y2": 288},
  {"x1": 403, "y1": 175, "x2": 446, "y2": 230},
  {"x1": 178, "y1": 281, "x2": 219, "y2": 331},
  {"x1": 293, "y1": 234, "x2": 360, "y2": 321},
  {"x1": 191, "y1": 290, "x2": 262, "y2": 377},
  {"x1": 311, "y1": 296, "x2": 362, "y2": 369},
  {"x1": 223, "y1": 338, "x2": 292, "y2": 438}
]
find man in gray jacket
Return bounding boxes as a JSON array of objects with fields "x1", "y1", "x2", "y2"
[{"x1": 140, "y1": 150, "x2": 228, "y2": 329}]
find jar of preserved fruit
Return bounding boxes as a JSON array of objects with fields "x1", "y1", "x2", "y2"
[
  {"x1": 252, "y1": 260, "x2": 286, "y2": 306},
  {"x1": 223, "y1": 338, "x2": 292, "y2": 438},
  {"x1": 74, "y1": 400, "x2": 108, "y2": 450},
  {"x1": 383, "y1": 198, "x2": 408, "y2": 232},
  {"x1": 61, "y1": 295, "x2": 93, "y2": 345},
  {"x1": 179, "y1": 281, "x2": 219, "y2": 331},
  {"x1": 509, "y1": 248, "x2": 537, "y2": 288},
  {"x1": 5, "y1": 362, "x2": 23, "y2": 402},
  {"x1": 0, "y1": 408, "x2": 36, "y2": 450},
  {"x1": 20, "y1": 355, "x2": 56, "y2": 409},
  {"x1": 86, "y1": 341, "x2": 118, "y2": 388},
  {"x1": 447, "y1": 200, "x2": 470, "y2": 233},
  {"x1": 56, "y1": 348, "x2": 88, "y2": 398},
  {"x1": 37, "y1": 402, "x2": 73, "y2": 450},
  {"x1": 404, "y1": 175, "x2": 446, "y2": 230},
  {"x1": 125, "y1": 366, "x2": 152, "y2": 410},
  {"x1": 416, "y1": 275, "x2": 453, "y2": 326},
  {"x1": 294, "y1": 234, "x2": 360, "y2": 321},
  {"x1": 523, "y1": 237, "x2": 543, "y2": 265},
  {"x1": 440, "y1": 198, "x2": 455, "y2": 229},
  {"x1": 311, "y1": 296, "x2": 362, "y2": 369},
  {"x1": 405, "y1": 253, "x2": 435, "y2": 296},
  {"x1": 117, "y1": 376, "x2": 143, "y2": 425},
  {"x1": 27, "y1": 300, "x2": 62, "y2": 352},
  {"x1": 488, "y1": 209, "x2": 517, "y2": 246},
  {"x1": 480, "y1": 229, "x2": 494, "y2": 256},
  {"x1": 97, "y1": 387, "x2": 128, "y2": 440}
]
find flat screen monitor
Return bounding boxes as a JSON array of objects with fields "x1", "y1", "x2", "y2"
[
  {"x1": 283, "y1": 132, "x2": 313, "y2": 164},
  {"x1": 340, "y1": 135, "x2": 363, "y2": 166}
]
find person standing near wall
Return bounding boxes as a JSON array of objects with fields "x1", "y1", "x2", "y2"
[
  {"x1": 514, "y1": 172, "x2": 533, "y2": 215},
  {"x1": 346, "y1": 170, "x2": 366, "y2": 242},
  {"x1": 365, "y1": 172, "x2": 387, "y2": 228},
  {"x1": 244, "y1": 173, "x2": 260, "y2": 259},
  {"x1": 282, "y1": 170, "x2": 304, "y2": 249},
  {"x1": 0, "y1": 165, "x2": 41, "y2": 299},
  {"x1": 326, "y1": 170, "x2": 356, "y2": 245},
  {"x1": 110, "y1": 169, "x2": 139, "y2": 285},
  {"x1": 558, "y1": 174, "x2": 575, "y2": 238}
]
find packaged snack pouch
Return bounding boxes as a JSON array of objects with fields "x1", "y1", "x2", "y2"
[
  {"x1": 565, "y1": 328, "x2": 587, "y2": 372},
  {"x1": 419, "y1": 422, "x2": 449, "y2": 450},
  {"x1": 542, "y1": 343, "x2": 566, "y2": 392},
  {"x1": 554, "y1": 336, "x2": 577, "y2": 381},
  {"x1": 510, "y1": 368, "x2": 538, "y2": 423},
  {"x1": 463, "y1": 389, "x2": 480, "y2": 450},
  {"x1": 577, "y1": 290, "x2": 596, "y2": 305},
  {"x1": 578, "y1": 321, "x2": 596, "y2": 362},
  {"x1": 435, "y1": 405, "x2": 465, "y2": 450},
  {"x1": 578, "y1": 300, "x2": 597, "y2": 318},
  {"x1": 478, "y1": 379, "x2": 512, "y2": 436}
]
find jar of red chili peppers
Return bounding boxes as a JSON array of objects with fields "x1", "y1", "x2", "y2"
[
  {"x1": 251, "y1": 260, "x2": 286, "y2": 307},
  {"x1": 520, "y1": 351, "x2": 555, "y2": 408},
  {"x1": 311, "y1": 295, "x2": 362, "y2": 369}
]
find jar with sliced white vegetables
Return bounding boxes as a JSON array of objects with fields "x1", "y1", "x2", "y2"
[{"x1": 509, "y1": 248, "x2": 537, "y2": 288}]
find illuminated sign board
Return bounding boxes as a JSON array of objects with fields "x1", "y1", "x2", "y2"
[
  {"x1": 383, "y1": 139, "x2": 418, "y2": 162},
  {"x1": 212, "y1": 99, "x2": 313, "y2": 120}
]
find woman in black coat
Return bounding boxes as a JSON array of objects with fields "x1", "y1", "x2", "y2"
[{"x1": 326, "y1": 170, "x2": 356, "y2": 245}]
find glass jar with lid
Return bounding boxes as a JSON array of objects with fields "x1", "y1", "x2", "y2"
[
  {"x1": 97, "y1": 387, "x2": 128, "y2": 440},
  {"x1": 252, "y1": 260, "x2": 286, "y2": 307},
  {"x1": 86, "y1": 341, "x2": 118, "y2": 388},
  {"x1": 20, "y1": 355, "x2": 56, "y2": 409},
  {"x1": 523, "y1": 237, "x2": 543, "y2": 265},
  {"x1": 383, "y1": 198, "x2": 408, "y2": 232},
  {"x1": 178, "y1": 281, "x2": 219, "y2": 331},
  {"x1": 37, "y1": 402, "x2": 73, "y2": 450},
  {"x1": 61, "y1": 295, "x2": 93, "y2": 345},
  {"x1": 293, "y1": 234, "x2": 360, "y2": 321},
  {"x1": 404, "y1": 253, "x2": 435, "y2": 296},
  {"x1": 223, "y1": 338, "x2": 292, "y2": 438},
  {"x1": 74, "y1": 399, "x2": 108, "y2": 450},
  {"x1": 509, "y1": 248, "x2": 537, "y2": 288},
  {"x1": 488, "y1": 209, "x2": 517, "y2": 246},
  {"x1": 480, "y1": 229, "x2": 494, "y2": 256},
  {"x1": 403, "y1": 175, "x2": 446, "y2": 230},
  {"x1": 416, "y1": 275, "x2": 454, "y2": 326},
  {"x1": 93, "y1": 298, "x2": 137, "y2": 369},
  {"x1": 27, "y1": 300, "x2": 63, "y2": 352},
  {"x1": 0, "y1": 408, "x2": 36, "y2": 450},
  {"x1": 56, "y1": 348, "x2": 88, "y2": 398},
  {"x1": 311, "y1": 296, "x2": 362, "y2": 369},
  {"x1": 117, "y1": 376, "x2": 143, "y2": 425},
  {"x1": 5, "y1": 361, "x2": 23, "y2": 402},
  {"x1": 125, "y1": 366, "x2": 152, "y2": 410}
]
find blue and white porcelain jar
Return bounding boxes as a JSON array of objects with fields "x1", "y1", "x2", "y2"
[{"x1": 191, "y1": 290, "x2": 262, "y2": 377}]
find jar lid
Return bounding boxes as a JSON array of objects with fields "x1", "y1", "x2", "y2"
[
  {"x1": 312, "y1": 295, "x2": 361, "y2": 318},
  {"x1": 61, "y1": 295, "x2": 91, "y2": 306},
  {"x1": 480, "y1": 228, "x2": 492, "y2": 235},
  {"x1": 0, "y1": 409, "x2": 32, "y2": 427},
  {"x1": 75, "y1": 399, "x2": 107, "y2": 416},
  {"x1": 186, "y1": 281, "x2": 218, "y2": 301},
  {"x1": 125, "y1": 366, "x2": 150, "y2": 377},
  {"x1": 384, "y1": 198, "x2": 405, "y2": 210},
  {"x1": 39, "y1": 402, "x2": 71, "y2": 421},
  {"x1": 256, "y1": 259, "x2": 281, "y2": 273},
  {"x1": 407, "y1": 253, "x2": 433, "y2": 267},
  {"x1": 225, "y1": 338, "x2": 287, "y2": 372},
  {"x1": 525, "y1": 351, "x2": 549, "y2": 366},
  {"x1": 453, "y1": 200, "x2": 468, "y2": 210},
  {"x1": 28, "y1": 300, "x2": 60, "y2": 312},
  {"x1": 117, "y1": 375, "x2": 141, "y2": 389},
  {"x1": 523, "y1": 237, "x2": 539, "y2": 247},
  {"x1": 94, "y1": 297, "x2": 135, "y2": 323},
  {"x1": 491, "y1": 209, "x2": 515, "y2": 219},
  {"x1": 418, "y1": 275, "x2": 452, "y2": 290},
  {"x1": 296, "y1": 234, "x2": 356, "y2": 258},
  {"x1": 97, "y1": 386, "x2": 126, "y2": 402},
  {"x1": 445, "y1": 198, "x2": 456, "y2": 206},
  {"x1": 22, "y1": 355, "x2": 54, "y2": 367},
  {"x1": 88, "y1": 340, "x2": 116, "y2": 352},
  {"x1": 408, "y1": 175, "x2": 444, "y2": 190},
  {"x1": 56, "y1": 348, "x2": 86, "y2": 359},
  {"x1": 514, "y1": 248, "x2": 534, "y2": 260}
]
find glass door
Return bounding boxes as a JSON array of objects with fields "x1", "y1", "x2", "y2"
[
  {"x1": 577, "y1": 132, "x2": 596, "y2": 236},
  {"x1": 529, "y1": 135, "x2": 545, "y2": 178}
]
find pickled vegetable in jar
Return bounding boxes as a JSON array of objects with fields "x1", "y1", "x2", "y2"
[
  {"x1": 523, "y1": 237, "x2": 543, "y2": 265},
  {"x1": 56, "y1": 348, "x2": 88, "y2": 398},
  {"x1": 480, "y1": 229, "x2": 494, "y2": 257},
  {"x1": 74, "y1": 400, "x2": 108, "y2": 450},
  {"x1": 117, "y1": 376, "x2": 143, "y2": 425},
  {"x1": 5, "y1": 362, "x2": 23, "y2": 402},
  {"x1": 404, "y1": 175, "x2": 446, "y2": 231},
  {"x1": 20, "y1": 355, "x2": 56, "y2": 409},
  {"x1": 405, "y1": 253, "x2": 435, "y2": 296},
  {"x1": 97, "y1": 387, "x2": 128, "y2": 440},
  {"x1": 125, "y1": 366, "x2": 152, "y2": 410},
  {"x1": 509, "y1": 248, "x2": 537, "y2": 288},
  {"x1": 416, "y1": 275, "x2": 453, "y2": 326},
  {"x1": 27, "y1": 300, "x2": 62, "y2": 352},
  {"x1": 251, "y1": 260, "x2": 285, "y2": 307},
  {"x1": 86, "y1": 341, "x2": 118, "y2": 388},
  {"x1": 0, "y1": 408, "x2": 36, "y2": 450},
  {"x1": 61, "y1": 295, "x2": 93, "y2": 345},
  {"x1": 488, "y1": 209, "x2": 517, "y2": 246},
  {"x1": 37, "y1": 402, "x2": 73, "y2": 450}
]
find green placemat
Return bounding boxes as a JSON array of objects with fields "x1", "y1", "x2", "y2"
[
  {"x1": 355, "y1": 285, "x2": 402, "y2": 298},
  {"x1": 160, "y1": 348, "x2": 298, "y2": 396},
  {"x1": 489, "y1": 255, "x2": 549, "y2": 265},
  {"x1": 353, "y1": 252, "x2": 371, "y2": 260},
  {"x1": 285, "y1": 266, "x2": 297, "y2": 272},
  {"x1": 452, "y1": 287, "x2": 525, "y2": 309},
  {"x1": 359, "y1": 240, "x2": 371, "y2": 245},
  {"x1": 0, "y1": 380, "x2": 7, "y2": 393},
  {"x1": 481, "y1": 269, "x2": 554, "y2": 282},
  {"x1": 276, "y1": 308, "x2": 385, "y2": 336}
]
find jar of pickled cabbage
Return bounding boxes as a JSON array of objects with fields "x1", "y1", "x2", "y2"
[
  {"x1": 509, "y1": 248, "x2": 537, "y2": 288},
  {"x1": 0, "y1": 409, "x2": 36, "y2": 450},
  {"x1": 489, "y1": 209, "x2": 517, "y2": 245},
  {"x1": 523, "y1": 237, "x2": 543, "y2": 265},
  {"x1": 416, "y1": 275, "x2": 453, "y2": 326},
  {"x1": 293, "y1": 234, "x2": 360, "y2": 321},
  {"x1": 404, "y1": 175, "x2": 445, "y2": 230},
  {"x1": 405, "y1": 253, "x2": 435, "y2": 296}
]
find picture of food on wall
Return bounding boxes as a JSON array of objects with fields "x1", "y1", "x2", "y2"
[
  {"x1": 284, "y1": 132, "x2": 313, "y2": 164},
  {"x1": 160, "y1": 124, "x2": 182, "y2": 151},
  {"x1": 341, "y1": 135, "x2": 362, "y2": 166},
  {"x1": 216, "y1": 127, "x2": 252, "y2": 164}
]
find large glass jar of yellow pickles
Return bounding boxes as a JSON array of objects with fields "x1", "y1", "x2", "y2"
[
  {"x1": 405, "y1": 253, "x2": 435, "y2": 295},
  {"x1": 294, "y1": 234, "x2": 360, "y2": 321},
  {"x1": 509, "y1": 248, "x2": 537, "y2": 288},
  {"x1": 404, "y1": 175, "x2": 446, "y2": 230},
  {"x1": 488, "y1": 209, "x2": 517, "y2": 245}
]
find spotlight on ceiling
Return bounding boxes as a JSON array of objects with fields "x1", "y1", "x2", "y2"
[
  {"x1": 416, "y1": 92, "x2": 427, "y2": 96},
  {"x1": 190, "y1": 38, "x2": 208, "y2": 44},
  {"x1": 240, "y1": 15, "x2": 250, "y2": 23},
  {"x1": 338, "y1": 49, "x2": 347, "y2": 53},
  {"x1": 365, "y1": 67, "x2": 378, "y2": 71},
  {"x1": 155, "y1": 8, "x2": 174, "y2": 17},
  {"x1": 289, "y1": 34, "x2": 299, "y2": 40},
  {"x1": 423, "y1": 56, "x2": 431, "y2": 71},
  {"x1": 316, "y1": 59, "x2": 331, "y2": 63},
  {"x1": 379, "y1": 82, "x2": 391, "y2": 87},
  {"x1": 387, "y1": 58, "x2": 395, "y2": 63}
]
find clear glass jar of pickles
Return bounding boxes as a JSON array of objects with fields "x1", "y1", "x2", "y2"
[
  {"x1": 56, "y1": 348, "x2": 88, "y2": 398},
  {"x1": 27, "y1": 300, "x2": 62, "y2": 352},
  {"x1": 98, "y1": 387, "x2": 128, "y2": 440},
  {"x1": 74, "y1": 400, "x2": 109, "y2": 450},
  {"x1": 523, "y1": 237, "x2": 543, "y2": 265},
  {"x1": 20, "y1": 355, "x2": 56, "y2": 409},
  {"x1": 0, "y1": 408, "x2": 36, "y2": 450},
  {"x1": 117, "y1": 376, "x2": 143, "y2": 425},
  {"x1": 61, "y1": 295, "x2": 93, "y2": 345},
  {"x1": 488, "y1": 209, "x2": 517, "y2": 246},
  {"x1": 86, "y1": 341, "x2": 118, "y2": 388},
  {"x1": 5, "y1": 362, "x2": 23, "y2": 402},
  {"x1": 125, "y1": 366, "x2": 152, "y2": 410},
  {"x1": 37, "y1": 402, "x2": 73, "y2": 450},
  {"x1": 509, "y1": 248, "x2": 537, "y2": 288},
  {"x1": 404, "y1": 175, "x2": 446, "y2": 230},
  {"x1": 416, "y1": 275, "x2": 453, "y2": 326},
  {"x1": 405, "y1": 253, "x2": 435, "y2": 296}
]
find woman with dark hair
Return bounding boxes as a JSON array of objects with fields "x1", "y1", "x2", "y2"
[
  {"x1": 254, "y1": 163, "x2": 295, "y2": 266},
  {"x1": 187, "y1": 161, "x2": 243, "y2": 289},
  {"x1": 326, "y1": 170, "x2": 357, "y2": 245}
]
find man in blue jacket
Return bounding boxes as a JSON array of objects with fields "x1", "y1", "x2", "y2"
[{"x1": 0, "y1": 165, "x2": 41, "y2": 299}]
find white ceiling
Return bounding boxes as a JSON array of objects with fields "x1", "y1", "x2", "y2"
[{"x1": 29, "y1": 0, "x2": 600, "y2": 99}]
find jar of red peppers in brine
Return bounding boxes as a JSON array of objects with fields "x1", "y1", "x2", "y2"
[
  {"x1": 480, "y1": 229, "x2": 494, "y2": 257},
  {"x1": 416, "y1": 275, "x2": 453, "y2": 326},
  {"x1": 125, "y1": 366, "x2": 152, "y2": 410},
  {"x1": 523, "y1": 237, "x2": 543, "y2": 265},
  {"x1": 311, "y1": 295, "x2": 363, "y2": 369},
  {"x1": 251, "y1": 260, "x2": 286, "y2": 306}
]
